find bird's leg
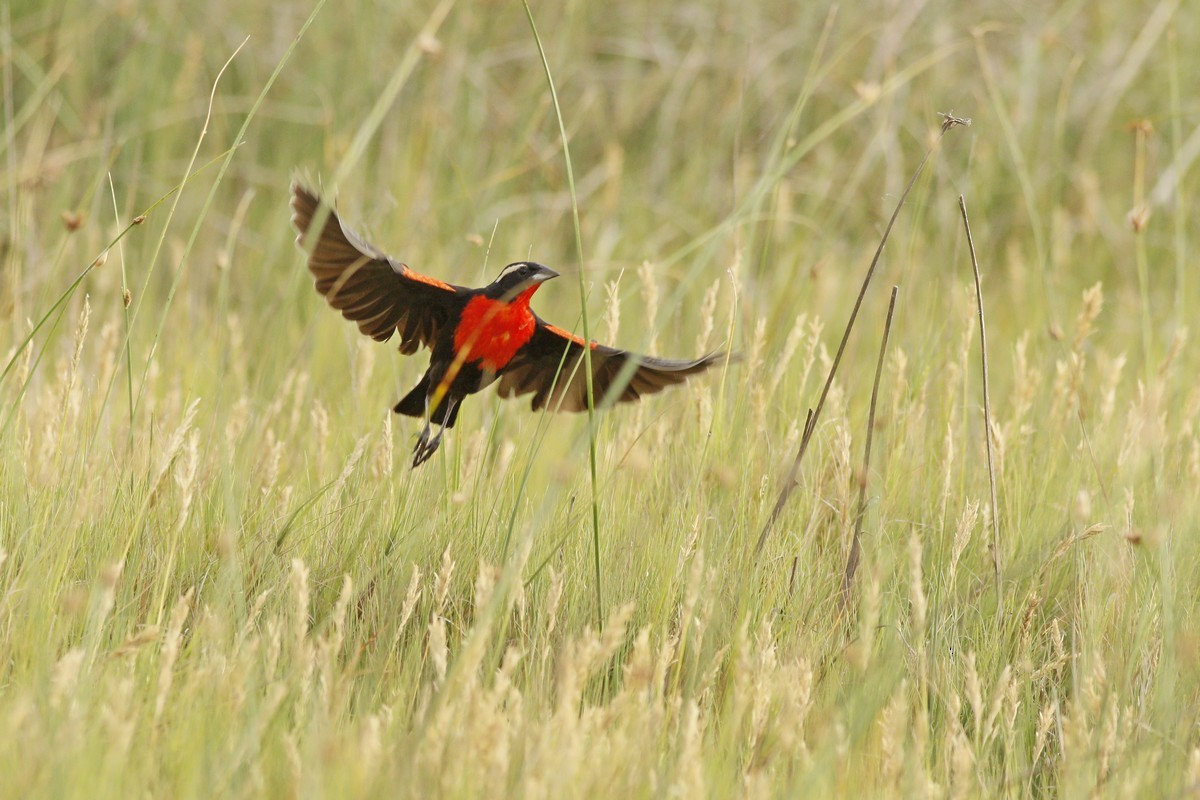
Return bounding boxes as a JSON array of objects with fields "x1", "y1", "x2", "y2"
[
  {"x1": 412, "y1": 395, "x2": 435, "y2": 468},
  {"x1": 424, "y1": 397, "x2": 458, "y2": 454},
  {"x1": 415, "y1": 395, "x2": 432, "y2": 450},
  {"x1": 412, "y1": 395, "x2": 458, "y2": 468}
]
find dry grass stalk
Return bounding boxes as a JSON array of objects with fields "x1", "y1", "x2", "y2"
[
  {"x1": 879, "y1": 680, "x2": 909, "y2": 788},
  {"x1": 948, "y1": 499, "x2": 979, "y2": 589},
  {"x1": 85, "y1": 560, "x2": 124, "y2": 657},
  {"x1": 638, "y1": 260, "x2": 659, "y2": 351},
  {"x1": 147, "y1": 398, "x2": 200, "y2": 508},
  {"x1": 763, "y1": 313, "x2": 808, "y2": 410},
  {"x1": 841, "y1": 285, "x2": 898, "y2": 610},
  {"x1": 311, "y1": 399, "x2": 330, "y2": 470},
  {"x1": 605, "y1": 274, "x2": 622, "y2": 342},
  {"x1": 747, "y1": 318, "x2": 768, "y2": 386},
  {"x1": 291, "y1": 558, "x2": 311, "y2": 654},
  {"x1": 433, "y1": 546, "x2": 455, "y2": 614},
  {"x1": 1009, "y1": 333, "x2": 1039, "y2": 434},
  {"x1": 908, "y1": 533, "x2": 927, "y2": 645},
  {"x1": 326, "y1": 434, "x2": 368, "y2": 514},
  {"x1": 325, "y1": 575, "x2": 353, "y2": 662},
  {"x1": 354, "y1": 337, "x2": 376, "y2": 399},
  {"x1": 173, "y1": 430, "x2": 200, "y2": 533},
  {"x1": 58, "y1": 296, "x2": 91, "y2": 433},
  {"x1": 1039, "y1": 524, "x2": 1108, "y2": 576},
  {"x1": 428, "y1": 614, "x2": 448, "y2": 688},
  {"x1": 1032, "y1": 699, "x2": 1057, "y2": 772},
  {"x1": 670, "y1": 699, "x2": 705, "y2": 797},
  {"x1": 756, "y1": 115, "x2": 967, "y2": 557},
  {"x1": 372, "y1": 411, "x2": 394, "y2": 481},
  {"x1": 938, "y1": 421, "x2": 956, "y2": 526},
  {"x1": 398, "y1": 565, "x2": 423, "y2": 633},
  {"x1": 958, "y1": 195, "x2": 1004, "y2": 619},
  {"x1": 154, "y1": 587, "x2": 195, "y2": 724},
  {"x1": 694, "y1": 278, "x2": 720, "y2": 355}
]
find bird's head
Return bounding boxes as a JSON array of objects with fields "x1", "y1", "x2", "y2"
[{"x1": 487, "y1": 261, "x2": 560, "y2": 303}]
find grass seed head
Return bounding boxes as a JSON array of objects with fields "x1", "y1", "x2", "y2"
[{"x1": 154, "y1": 587, "x2": 194, "y2": 723}]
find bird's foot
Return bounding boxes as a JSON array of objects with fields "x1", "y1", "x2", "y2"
[
  {"x1": 412, "y1": 427, "x2": 440, "y2": 468},
  {"x1": 411, "y1": 396, "x2": 457, "y2": 468},
  {"x1": 412, "y1": 420, "x2": 435, "y2": 468}
]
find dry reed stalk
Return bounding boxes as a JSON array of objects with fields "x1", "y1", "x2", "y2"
[
  {"x1": 840, "y1": 285, "x2": 898, "y2": 610},
  {"x1": 958, "y1": 195, "x2": 1003, "y2": 618},
  {"x1": 756, "y1": 114, "x2": 969, "y2": 557}
]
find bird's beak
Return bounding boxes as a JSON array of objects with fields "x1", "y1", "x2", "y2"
[{"x1": 533, "y1": 267, "x2": 559, "y2": 283}]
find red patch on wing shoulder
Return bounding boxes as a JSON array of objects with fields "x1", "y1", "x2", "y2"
[
  {"x1": 543, "y1": 323, "x2": 598, "y2": 349},
  {"x1": 454, "y1": 295, "x2": 537, "y2": 372},
  {"x1": 401, "y1": 264, "x2": 455, "y2": 292}
]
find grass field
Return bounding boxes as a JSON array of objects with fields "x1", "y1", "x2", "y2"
[{"x1": 2, "y1": 0, "x2": 1198, "y2": 796}]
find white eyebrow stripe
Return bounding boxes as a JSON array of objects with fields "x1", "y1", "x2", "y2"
[{"x1": 497, "y1": 263, "x2": 526, "y2": 280}]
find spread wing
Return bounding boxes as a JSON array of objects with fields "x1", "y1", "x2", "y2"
[
  {"x1": 290, "y1": 182, "x2": 465, "y2": 354},
  {"x1": 496, "y1": 318, "x2": 725, "y2": 412}
]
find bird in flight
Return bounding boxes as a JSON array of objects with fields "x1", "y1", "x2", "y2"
[{"x1": 290, "y1": 183, "x2": 724, "y2": 467}]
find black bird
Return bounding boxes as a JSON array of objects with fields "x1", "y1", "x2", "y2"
[{"x1": 291, "y1": 183, "x2": 724, "y2": 467}]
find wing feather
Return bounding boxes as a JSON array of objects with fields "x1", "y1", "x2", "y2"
[
  {"x1": 290, "y1": 182, "x2": 464, "y2": 350},
  {"x1": 496, "y1": 317, "x2": 725, "y2": 412}
]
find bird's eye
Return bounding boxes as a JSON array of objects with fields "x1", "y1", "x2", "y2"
[{"x1": 519, "y1": 265, "x2": 530, "y2": 276}]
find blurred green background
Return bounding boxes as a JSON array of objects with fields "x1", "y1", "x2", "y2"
[{"x1": 1, "y1": 0, "x2": 1197, "y2": 797}]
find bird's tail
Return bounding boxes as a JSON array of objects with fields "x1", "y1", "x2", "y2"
[
  {"x1": 393, "y1": 376, "x2": 462, "y2": 428},
  {"x1": 393, "y1": 377, "x2": 429, "y2": 418}
]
